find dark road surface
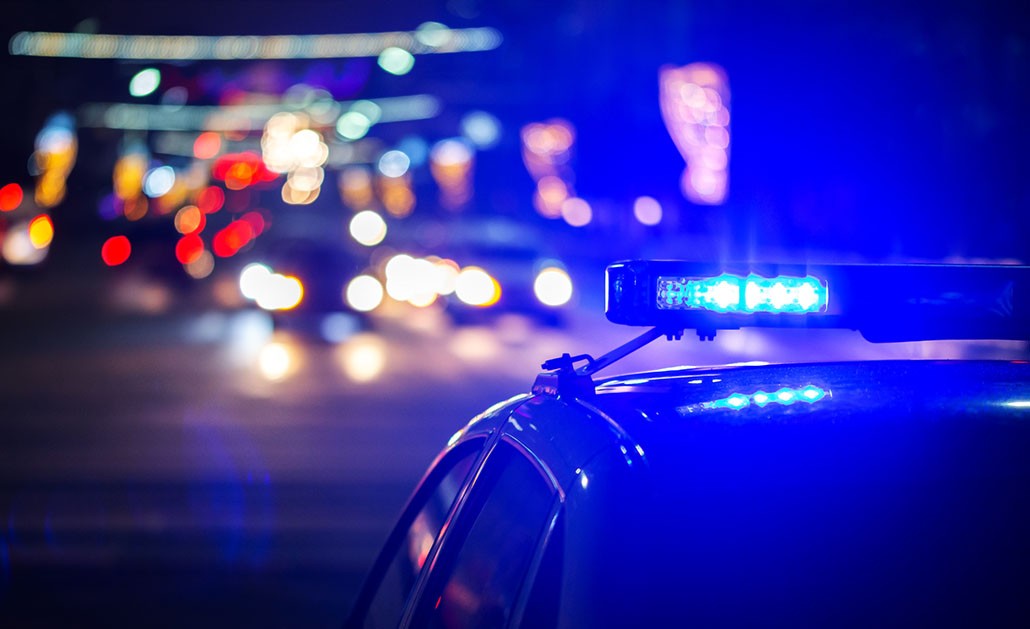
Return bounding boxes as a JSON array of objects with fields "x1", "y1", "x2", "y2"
[{"x1": 1, "y1": 304, "x2": 1017, "y2": 627}]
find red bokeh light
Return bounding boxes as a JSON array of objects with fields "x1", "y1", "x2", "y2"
[
  {"x1": 193, "y1": 132, "x2": 222, "y2": 160},
  {"x1": 211, "y1": 153, "x2": 277, "y2": 190},
  {"x1": 101, "y1": 236, "x2": 132, "y2": 266},
  {"x1": 212, "y1": 221, "x2": 255, "y2": 258},
  {"x1": 175, "y1": 234, "x2": 205, "y2": 265},
  {"x1": 197, "y1": 186, "x2": 225, "y2": 214},
  {"x1": 240, "y1": 211, "x2": 266, "y2": 236},
  {"x1": 0, "y1": 183, "x2": 24, "y2": 212}
]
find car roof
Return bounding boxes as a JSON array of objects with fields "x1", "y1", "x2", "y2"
[{"x1": 587, "y1": 359, "x2": 1030, "y2": 466}]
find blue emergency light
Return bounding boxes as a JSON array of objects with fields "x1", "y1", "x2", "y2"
[{"x1": 606, "y1": 261, "x2": 1030, "y2": 342}]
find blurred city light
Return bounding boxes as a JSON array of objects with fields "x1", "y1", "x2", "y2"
[
  {"x1": 385, "y1": 254, "x2": 435, "y2": 304},
  {"x1": 660, "y1": 62, "x2": 731, "y2": 204},
  {"x1": 533, "y1": 267, "x2": 574, "y2": 306},
  {"x1": 239, "y1": 263, "x2": 305, "y2": 310},
  {"x1": 142, "y1": 165, "x2": 175, "y2": 197},
  {"x1": 193, "y1": 132, "x2": 222, "y2": 159},
  {"x1": 212, "y1": 220, "x2": 256, "y2": 257},
  {"x1": 174, "y1": 205, "x2": 205, "y2": 235},
  {"x1": 254, "y1": 274, "x2": 304, "y2": 311},
  {"x1": 461, "y1": 111, "x2": 501, "y2": 148},
  {"x1": 197, "y1": 186, "x2": 225, "y2": 213},
  {"x1": 33, "y1": 113, "x2": 77, "y2": 209},
  {"x1": 429, "y1": 139, "x2": 474, "y2": 209},
  {"x1": 339, "y1": 167, "x2": 374, "y2": 210},
  {"x1": 336, "y1": 111, "x2": 373, "y2": 140},
  {"x1": 378, "y1": 150, "x2": 411, "y2": 178},
  {"x1": 414, "y1": 21, "x2": 451, "y2": 47},
  {"x1": 377, "y1": 174, "x2": 416, "y2": 217},
  {"x1": 455, "y1": 266, "x2": 500, "y2": 307},
  {"x1": 100, "y1": 235, "x2": 132, "y2": 266},
  {"x1": 0, "y1": 184, "x2": 24, "y2": 211},
  {"x1": 349, "y1": 210, "x2": 388, "y2": 247},
  {"x1": 522, "y1": 119, "x2": 576, "y2": 218},
  {"x1": 378, "y1": 47, "x2": 415, "y2": 75},
  {"x1": 79, "y1": 95, "x2": 441, "y2": 132},
  {"x1": 431, "y1": 259, "x2": 460, "y2": 295},
  {"x1": 345, "y1": 275, "x2": 385, "y2": 312},
  {"x1": 560, "y1": 197, "x2": 592, "y2": 227},
  {"x1": 175, "y1": 234, "x2": 205, "y2": 265},
  {"x1": 185, "y1": 250, "x2": 215, "y2": 279},
  {"x1": 240, "y1": 263, "x2": 273, "y2": 300},
  {"x1": 337, "y1": 334, "x2": 387, "y2": 383},
  {"x1": 2, "y1": 221, "x2": 48, "y2": 265},
  {"x1": 10, "y1": 27, "x2": 503, "y2": 60},
  {"x1": 633, "y1": 196, "x2": 663, "y2": 225},
  {"x1": 258, "y1": 342, "x2": 296, "y2": 382},
  {"x1": 128, "y1": 68, "x2": 161, "y2": 97},
  {"x1": 27, "y1": 214, "x2": 54, "y2": 249}
]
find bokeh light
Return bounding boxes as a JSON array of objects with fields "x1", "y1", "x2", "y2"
[
  {"x1": 28, "y1": 215, "x2": 54, "y2": 249},
  {"x1": 254, "y1": 274, "x2": 304, "y2": 311},
  {"x1": 378, "y1": 47, "x2": 415, "y2": 75},
  {"x1": 461, "y1": 111, "x2": 501, "y2": 148},
  {"x1": 240, "y1": 263, "x2": 273, "y2": 300},
  {"x1": 560, "y1": 197, "x2": 592, "y2": 227},
  {"x1": 378, "y1": 150, "x2": 411, "y2": 178},
  {"x1": 193, "y1": 132, "x2": 222, "y2": 159},
  {"x1": 345, "y1": 275, "x2": 385, "y2": 312},
  {"x1": 258, "y1": 342, "x2": 296, "y2": 382},
  {"x1": 533, "y1": 267, "x2": 574, "y2": 306},
  {"x1": 349, "y1": 211, "x2": 388, "y2": 247},
  {"x1": 101, "y1": 235, "x2": 132, "y2": 266},
  {"x1": 633, "y1": 196, "x2": 663, "y2": 225},
  {"x1": 175, "y1": 234, "x2": 205, "y2": 265},
  {"x1": 197, "y1": 186, "x2": 225, "y2": 213},
  {"x1": 2, "y1": 222, "x2": 47, "y2": 265},
  {"x1": 0, "y1": 184, "x2": 24, "y2": 211},
  {"x1": 174, "y1": 205, "x2": 205, "y2": 235},
  {"x1": 455, "y1": 266, "x2": 501, "y2": 307},
  {"x1": 185, "y1": 250, "x2": 214, "y2": 279},
  {"x1": 129, "y1": 68, "x2": 161, "y2": 97},
  {"x1": 660, "y1": 62, "x2": 731, "y2": 204},
  {"x1": 337, "y1": 335, "x2": 387, "y2": 383},
  {"x1": 143, "y1": 166, "x2": 176, "y2": 197}
]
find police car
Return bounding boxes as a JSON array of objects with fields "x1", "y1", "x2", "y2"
[{"x1": 346, "y1": 261, "x2": 1030, "y2": 628}]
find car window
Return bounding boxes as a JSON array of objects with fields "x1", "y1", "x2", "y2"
[
  {"x1": 416, "y1": 443, "x2": 557, "y2": 629},
  {"x1": 361, "y1": 446, "x2": 479, "y2": 629}
]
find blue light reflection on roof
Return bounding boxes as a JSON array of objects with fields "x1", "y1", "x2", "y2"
[{"x1": 702, "y1": 385, "x2": 830, "y2": 411}]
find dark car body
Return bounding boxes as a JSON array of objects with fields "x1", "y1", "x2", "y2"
[{"x1": 347, "y1": 359, "x2": 1030, "y2": 627}]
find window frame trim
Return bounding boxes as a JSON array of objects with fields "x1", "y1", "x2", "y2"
[{"x1": 401, "y1": 435, "x2": 563, "y2": 628}]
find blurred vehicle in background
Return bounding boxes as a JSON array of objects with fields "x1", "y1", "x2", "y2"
[
  {"x1": 239, "y1": 237, "x2": 367, "y2": 341},
  {"x1": 391, "y1": 216, "x2": 576, "y2": 328}
]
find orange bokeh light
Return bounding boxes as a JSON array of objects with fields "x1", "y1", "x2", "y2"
[
  {"x1": 174, "y1": 205, "x2": 205, "y2": 235},
  {"x1": 193, "y1": 132, "x2": 222, "y2": 160}
]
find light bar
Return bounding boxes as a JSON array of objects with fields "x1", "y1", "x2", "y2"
[
  {"x1": 658, "y1": 273, "x2": 827, "y2": 314},
  {"x1": 606, "y1": 260, "x2": 1030, "y2": 342}
]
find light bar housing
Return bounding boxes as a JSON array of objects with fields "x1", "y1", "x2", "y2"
[{"x1": 606, "y1": 260, "x2": 1030, "y2": 342}]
